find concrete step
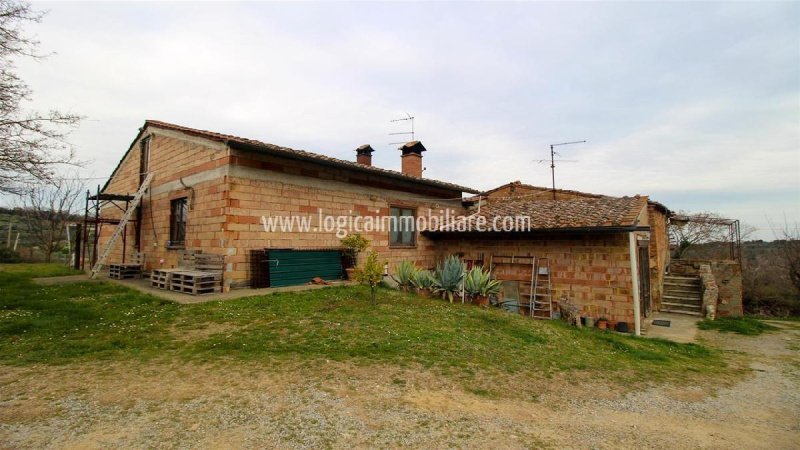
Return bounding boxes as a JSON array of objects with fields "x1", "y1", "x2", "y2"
[
  {"x1": 663, "y1": 292, "x2": 702, "y2": 301},
  {"x1": 663, "y1": 295, "x2": 702, "y2": 305},
  {"x1": 662, "y1": 301, "x2": 702, "y2": 311},
  {"x1": 664, "y1": 286, "x2": 703, "y2": 295},
  {"x1": 660, "y1": 308, "x2": 703, "y2": 317},
  {"x1": 664, "y1": 279, "x2": 701, "y2": 288},
  {"x1": 664, "y1": 275, "x2": 701, "y2": 282}
]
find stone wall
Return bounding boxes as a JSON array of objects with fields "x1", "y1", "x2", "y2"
[{"x1": 669, "y1": 259, "x2": 743, "y2": 317}]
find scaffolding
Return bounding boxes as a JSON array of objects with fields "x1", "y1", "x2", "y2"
[{"x1": 80, "y1": 185, "x2": 136, "y2": 271}]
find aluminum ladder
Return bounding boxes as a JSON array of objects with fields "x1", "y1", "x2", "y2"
[{"x1": 90, "y1": 172, "x2": 154, "y2": 279}]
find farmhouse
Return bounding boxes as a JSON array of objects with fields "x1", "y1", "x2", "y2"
[{"x1": 86, "y1": 120, "x2": 714, "y2": 332}]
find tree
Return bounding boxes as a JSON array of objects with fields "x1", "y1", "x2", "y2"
[
  {"x1": 356, "y1": 251, "x2": 384, "y2": 306},
  {"x1": 17, "y1": 176, "x2": 83, "y2": 262},
  {"x1": 0, "y1": 0, "x2": 81, "y2": 195},
  {"x1": 773, "y1": 219, "x2": 800, "y2": 293},
  {"x1": 669, "y1": 211, "x2": 748, "y2": 259}
]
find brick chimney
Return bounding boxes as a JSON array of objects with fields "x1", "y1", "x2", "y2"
[
  {"x1": 399, "y1": 141, "x2": 426, "y2": 178},
  {"x1": 356, "y1": 144, "x2": 374, "y2": 166}
]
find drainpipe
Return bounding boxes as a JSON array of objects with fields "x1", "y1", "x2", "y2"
[{"x1": 629, "y1": 232, "x2": 642, "y2": 336}]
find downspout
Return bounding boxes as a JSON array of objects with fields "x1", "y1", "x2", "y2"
[{"x1": 629, "y1": 232, "x2": 642, "y2": 336}]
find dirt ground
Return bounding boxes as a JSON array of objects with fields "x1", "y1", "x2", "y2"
[{"x1": 1, "y1": 322, "x2": 798, "y2": 449}]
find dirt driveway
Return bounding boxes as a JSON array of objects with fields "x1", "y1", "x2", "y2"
[{"x1": 1, "y1": 323, "x2": 798, "y2": 449}]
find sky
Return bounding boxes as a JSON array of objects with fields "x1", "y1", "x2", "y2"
[{"x1": 9, "y1": 1, "x2": 800, "y2": 240}]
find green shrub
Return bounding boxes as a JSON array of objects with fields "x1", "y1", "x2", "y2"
[{"x1": 0, "y1": 247, "x2": 22, "y2": 263}]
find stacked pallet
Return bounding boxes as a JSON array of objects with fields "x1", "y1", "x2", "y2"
[
  {"x1": 150, "y1": 250, "x2": 201, "y2": 289},
  {"x1": 151, "y1": 251, "x2": 224, "y2": 295},
  {"x1": 169, "y1": 270, "x2": 223, "y2": 295},
  {"x1": 109, "y1": 264, "x2": 143, "y2": 280},
  {"x1": 108, "y1": 253, "x2": 145, "y2": 280}
]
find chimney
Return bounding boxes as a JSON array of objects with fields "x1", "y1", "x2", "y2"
[
  {"x1": 399, "y1": 141, "x2": 426, "y2": 178},
  {"x1": 356, "y1": 144, "x2": 374, "y2": 166}
]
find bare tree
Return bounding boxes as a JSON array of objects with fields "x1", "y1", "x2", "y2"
[
  {"x1": 773, "y1": 219, "x2": 800, "y2": 293},
  {"x1": 0, "y1": 0, "x2": 81, "y2": 195},
  {"x1": 17, "y1": 176, "x2": 83, "y2": 262},
  {"x1": 669, "y1": 211, "x2": 740, "y2": 259}
]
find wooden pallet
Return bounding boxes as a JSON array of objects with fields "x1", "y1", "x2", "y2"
[
  {"x1": 150, "y1": 268, "x2": 178, "y2": 289},
  {"x1": 108, "y1": 264, "x2": 143, "y2": 280},
  {"x1": 169, "y1": 270, "x2": 222, "y2": 295}
]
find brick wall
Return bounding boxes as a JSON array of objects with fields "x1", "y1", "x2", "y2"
[
  {"x1": 432, "y1": 232, "x2": 638, "y2": 325},
  {"x1": 647, "y1": 206, "x2": 669, "y2": 310},
  {"x1": 98, "y1": 129, "x2": 230, "y2": 271},
  {"x1": 223, "y1": 148, "x2": 464, "y2": 288}
]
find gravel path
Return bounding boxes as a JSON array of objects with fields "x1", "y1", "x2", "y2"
[{"x1": 1, "y1": 322, "x2": 798, "y2": 449}]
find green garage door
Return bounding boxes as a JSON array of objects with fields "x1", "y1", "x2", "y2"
[{"x1": 266, "y1": 249, "x2": 344, "y2": 288}]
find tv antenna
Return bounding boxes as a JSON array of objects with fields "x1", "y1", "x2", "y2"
[
  {"x1": 388, "y1": 113, "x2": 415, "y2": 145},
  {"x1": 534, "y1": 140, "x2": 586, "y2": 200}
]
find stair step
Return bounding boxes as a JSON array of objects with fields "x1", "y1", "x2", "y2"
[
  {"x1": 660, "y1": 308, "x2": 703, "y2": 317},
  {"x1": 662, "y1": 301, "x2": 701, "y2": 310},
  {"x1": 661, "y1": 294, "x2": 703, "y2": 303},
  {"x1": 664, "y1": 275, "x2": 701, "y2": 281},
  {"x1": 664, "y1": 280, "x2": 701, "y2": 287}
]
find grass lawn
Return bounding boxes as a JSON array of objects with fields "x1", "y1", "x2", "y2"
[
  {"x1": 1, "y1": 264, "x2": 731, "y2": 392},
  {"x1": 698, "y1": 316, "x2": 780, "y2": 336}
]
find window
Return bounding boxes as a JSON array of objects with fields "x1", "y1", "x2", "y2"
[
  {"x1": 139, "y1": 136, "x2": 151, "y2": 184},
  {"x1": 169, "y1": 197, "x2": 187, "y2": 247},
  {"x1": 389, "y1": 206, "x2": 416, "y2": 247}
]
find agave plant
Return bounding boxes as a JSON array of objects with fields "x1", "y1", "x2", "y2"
[
  {"x1": 464, "y1": 266, "x2": 502, "y2": 298},
  {"x1": 393, "y1": 260, "x2": 418, "y2": 291},
  {"x1": 411, "y1": 269, "x2": 435, "y2": 290},
  {"x1": 433, "y1": 255, "x2": 465, "y2": 303}
]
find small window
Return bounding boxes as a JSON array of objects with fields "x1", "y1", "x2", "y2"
[
  {"x1": 389, "y1": 206, "x2": 416, "y2": 247},
  {"x1": 139, "y1": 136, "x2": 151, "y2": 184},
  {"x1": 169, "y1": 197, "x2": 187, "y2": 247}
]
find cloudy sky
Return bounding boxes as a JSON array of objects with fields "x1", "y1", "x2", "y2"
[{"x1": 12, "y1": 1, "x2": 800, "y2": 239}]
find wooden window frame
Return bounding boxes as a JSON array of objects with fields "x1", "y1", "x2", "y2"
[
  {"x1": 389, "y1": 205, "x2": 417, "y2": 248},
  {"x1": 168, "y1": 197, "x2": 188, "y2": 249}
]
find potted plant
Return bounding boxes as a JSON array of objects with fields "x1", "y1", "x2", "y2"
[
  {"x1": 340, "y1": 233, "x2": 369, "y2": 280},
  {"x1": 411, "y1": 269, "x2": 435, "y2": 298},
  {"x1": 597, "y1": 316, "x2": 608, "y2": 330},
  {"x1": 433, "y1": 255, "x2": 465, "y2": 303},
  {"x1": 464, "y1": 266, "x2": 501, "y2": 306},
  {"x1": 393, "y1": 261, "x2": 418, "y2": 292}
]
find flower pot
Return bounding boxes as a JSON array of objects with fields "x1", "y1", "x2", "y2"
[
  {"x1": 597, "y1": 320, "x2": 608, "y2": 330},
  {"x1": 345, "y1": 267, "x2": 355, "y2": 280},
  {"x1": 471, "y1": 295, "x2": 489, "y2": 306},
  {"x1": 418, "y1": 288, "x2": 431, "y2": 298}
]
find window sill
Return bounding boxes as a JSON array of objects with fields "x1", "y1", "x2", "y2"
[
  {"x1": 389, "y1": 244, "x2": 417, "y2": 249},
  {"x1": 166, "y1": 244, "x2": 186, "y2": 250}
]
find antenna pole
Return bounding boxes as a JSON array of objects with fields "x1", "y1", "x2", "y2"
[
  {"x1": 550, "y1": 144, "x2": 556, "y2": 200},
  {"x1": 548, "y1": 140, "x2": 586, "y2": 200}
]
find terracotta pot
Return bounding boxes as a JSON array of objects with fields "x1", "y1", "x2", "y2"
[
  {"x1": 471, "y1": 295, "x2": 489, "y2": 306},
  {"x1": 597, "y1": 320, "x2": 608, "y2": 330},
  {"x1": 345, "y1": 267, "x2": 355, "y2": 280},
  {"x1": 418, "y1": 288, "x2": 431, "y2": 298}
]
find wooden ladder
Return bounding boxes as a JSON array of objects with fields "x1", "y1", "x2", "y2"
[
  {"x1": 532, "y1": 257, "x2": 553, "y2": 319},
  {"x1": 90, "y1": 172, "x2": 154, "y2": 279}
]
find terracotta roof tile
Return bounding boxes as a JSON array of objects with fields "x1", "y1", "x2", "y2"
[
  {"x1": 145, "y1": 120, "x2": 478, "y2": 194},
  {"x1": 432, "y1": 195, "x2": 648, "y2": 233}
]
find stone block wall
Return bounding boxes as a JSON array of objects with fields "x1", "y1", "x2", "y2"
[{"x1": 669, "y1": 259, "x2": 743, "y2": 317}]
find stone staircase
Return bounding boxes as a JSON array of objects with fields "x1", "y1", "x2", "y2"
[{"x1": 661, "y1": 275, "x2": 703, "y2": 316}]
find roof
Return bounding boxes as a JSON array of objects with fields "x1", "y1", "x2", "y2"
[
  {"x1": 466, "y1": 181, "x2": 606, "y2": 202},
  {"x1": 143, "y1": 120, "x2": 478, "y2": 194},
  {"x1": 428, "y1": 195, "x2": 649, "y2": 234}
]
